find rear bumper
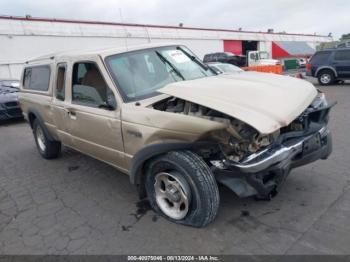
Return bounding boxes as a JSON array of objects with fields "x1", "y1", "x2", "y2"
[{"x1": 213, "y1": 126, "x2": 332, "y2": 199}]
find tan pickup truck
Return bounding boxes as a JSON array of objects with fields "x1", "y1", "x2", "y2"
[{"x1": 19, "y1": 43, "x2": 333, "y2": 227}]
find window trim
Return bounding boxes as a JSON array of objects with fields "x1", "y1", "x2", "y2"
[
  {"x1": 71, "y1": 60, "x2": 116, "y2": 110},
  {"x1": 55, "y1": 63, "x2": 67, "y2": 101},
  {"x1": 22, "y1": 64, "x2": 51, "y2": 92}
]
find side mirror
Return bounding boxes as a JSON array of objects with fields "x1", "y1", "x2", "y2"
[
  {"x1": 99, "y1": 89, "x2": 117, "y2": 110},
  {"x1": 98, "y1": 102, "x2": 115, "y2": 111}
]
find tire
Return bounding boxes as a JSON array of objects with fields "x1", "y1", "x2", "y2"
[
  {"x1": 33, "y1": 119, "x2": 61, "y2": 159},
  {"x1": 318, "y1": 70, "x2": 335, "y2": 85},
  {"x1": 145, "y1": 150, "x2": 219, "y2": 227}
]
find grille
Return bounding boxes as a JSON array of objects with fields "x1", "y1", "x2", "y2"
[
  {"x1": 7, "y1": 108, "x2": 22, "y2": 117},
  {"x1": 4, "y1": 101, "x2": 18, "y2": 107},
  {"x1": 0, "y1": 113, "x2": 8, "y2": 120}
]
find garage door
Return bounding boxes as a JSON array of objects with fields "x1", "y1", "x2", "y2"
[{"x1": 223, "y1": 40, "x2": 242, "y2": 55}]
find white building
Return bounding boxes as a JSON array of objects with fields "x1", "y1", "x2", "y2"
[{"x1": 0, "y1": 15, "x2": 332, "y2": 79}]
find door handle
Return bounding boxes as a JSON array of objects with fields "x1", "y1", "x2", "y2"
[
  {"x1": 68, "y1": 109, "x2": 77, "y2": 120},
  {"x1": 64, "y1": 108, "x2": 77, "y2": 118}
]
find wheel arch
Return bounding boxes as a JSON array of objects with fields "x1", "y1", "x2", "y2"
[
  {"x1": 130, "y1": 141, "x2": 215, "y2": 198},
  {"x1": 316, "y1": 66, "x2": 337, "y2": 77},
  {"x1": 27, "y1": 107, "x2": 55, "y2": 141}
]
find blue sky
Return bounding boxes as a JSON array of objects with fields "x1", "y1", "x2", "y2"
[{"x1": 1, "y1": 0, "x2": 349, "y2": 39}]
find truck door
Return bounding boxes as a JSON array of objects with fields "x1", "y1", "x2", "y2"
[
  {"x1": 248, "y1": 51, "x2": 259, "y2": 66},
  {"x1": 51, "y1": 62, "x2": 73, "y2": 146},
  {"x1": 333, "y1": 49, "x2": 350, "y2": 78},
  {"x1": 64, "y1": 59, "x2": 126, "y2": 171}
]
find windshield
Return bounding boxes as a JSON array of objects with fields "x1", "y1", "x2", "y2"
[
  {"x1": 259, "y1": 51, "x2": 270, "y2": 60},
  {"x1": 105, "y1": 46, "x2": 214, "y2": 102},
  {"x1": 215, "y1": 63, "x2": 243, "y2": 73}
]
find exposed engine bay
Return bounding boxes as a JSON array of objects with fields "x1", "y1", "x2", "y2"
[
  {"x1": 152, "y1": 92, "x2": 329, "y2": 163},
  {"x1": 152, "y1": 97, "x2": 276, "y2": 162},
  {"x1": 151, "y1": 92, "x2": 332, "y2": 200}
]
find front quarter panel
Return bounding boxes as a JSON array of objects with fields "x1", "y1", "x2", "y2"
[{"x1": 121, "y1": 103, "x2": 226, "y2": 169}]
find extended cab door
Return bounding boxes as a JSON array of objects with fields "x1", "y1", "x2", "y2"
[
  {"x1": 64, "y1": 58, "x2": 126, "y2": 172},
  {"x1": 51, "y1": 62, "x2": 73, "y2": 146},
  {"x1": 333, "y1": 49, "x2": 350, "y2": 78}
]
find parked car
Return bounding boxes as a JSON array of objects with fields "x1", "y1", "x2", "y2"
[
  {"x1": 206, "y1": 62, "x2": 243, "y2": 74},
  {"x1": 0, "y1": 79, "x2": 23, "y2": 121},
  {"x1": 246, "y1": 51, "x2": 280, "y2": 66},
  {"x1": 19, "y1": 43, "x2": 333, "y2": 227},
  {"x1": 306, "y1": 48, "x2": 350, "y2": 85},
  {"x1": 297, "y1": 58, "x2": 307, "y2": 68},
  {"x1": 203, "y1": 52, "x2": 246, "y2": 67},
  {"x1": 204, "y1": 51, "x2": 280, "y2": 67}
]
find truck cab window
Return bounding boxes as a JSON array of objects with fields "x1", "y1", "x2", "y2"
[
  {"x1": 72, "y1": 62, "x2": 115, "y2": 109},
  {"x1": 55, "y1": 64, "x2": 66, "y2": 101},
  {"x1": 23, "y1": 66, "x2": 50, "y2": 91}
]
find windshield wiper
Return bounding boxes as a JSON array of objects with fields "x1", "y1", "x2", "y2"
[
  {"x1": 155, "y1": 51, "x2": 185, "y2": 81},
  {"x1": 176, "y1": 46, "x2": 211, "y2": 72}
]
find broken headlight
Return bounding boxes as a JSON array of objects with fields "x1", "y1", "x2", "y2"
[{"x1": 311, "y1": 91, "x2": 328, "y2": 109}]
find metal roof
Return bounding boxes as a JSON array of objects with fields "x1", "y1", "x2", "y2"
[
  {"x1": 0, "y1": 15, "x2": 330, "y2": 38},
  {"x1": 274, "y1": 41, "x2": 316, "y2": 56}
]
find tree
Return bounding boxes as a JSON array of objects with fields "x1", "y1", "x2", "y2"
[{"x1": 340, "y1": 33, "x2": 350, "y2": 41}]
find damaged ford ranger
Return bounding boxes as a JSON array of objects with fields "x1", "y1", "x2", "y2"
[{"x1": 19, "y1": 43, "x2": 334, "y2": 227}]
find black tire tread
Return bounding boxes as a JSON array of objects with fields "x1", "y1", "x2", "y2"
[
  {"x1": 33, "y1": 119, "x2": 61, "y2": 159},
  {"x1": 145, "y1": 150, "x2": 219, "y2": 227},
  {"x1": 171, "y1": 151, "x2": 219, "y2": 226},
  {"x1": 317, "y1": 69, "x2": 335, "y2": 86}
]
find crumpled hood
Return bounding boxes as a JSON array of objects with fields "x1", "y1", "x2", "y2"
[{"x1": 159, "y1": 72, "x2": 317, "y2": 134}]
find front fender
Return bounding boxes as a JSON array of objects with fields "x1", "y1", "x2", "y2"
[{"x1": 130, "y1": 141, "x2": 216, "y2": 197}]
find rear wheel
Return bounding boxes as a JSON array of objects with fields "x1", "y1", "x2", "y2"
[
  {"x1": 33, "y1": 119, "x2": 61, "y2": 159},
  {"x1": 145, "y1": 150, "x2": 219, "y2": 227},
  {"x1": 318, "y1": 70, "x2": 335, "y2": 85}
]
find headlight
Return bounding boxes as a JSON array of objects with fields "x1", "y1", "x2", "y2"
[{"x1": 311, "y1": 91, "x2": 328, "y2": 108}]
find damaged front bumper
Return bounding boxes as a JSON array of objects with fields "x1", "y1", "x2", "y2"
[{"x1": 212, "y1": 105, "x2": 333, "y2": 199}]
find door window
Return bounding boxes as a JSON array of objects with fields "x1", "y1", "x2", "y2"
[
  {"x1": 72, "y1": 62, "x2": 116, "y2": 108},
  {"x1": 23, "y1": 65, "x2": 51, "y2": 91},
  {"x1": 55, "y1": 63, "x2": 66, "y2": 101},
  {"x1": 334, "y1": 50, "x2": 350, "y2": 61},
  {"x1": 310, "y1": 51, "x2": 331, "y2": 64},
  {"x1": 218, "y1": 53, "x2": 226, "y2": 59},
  {"x1": 250, "y1": 53, "x2": 258, "y2": 60}
]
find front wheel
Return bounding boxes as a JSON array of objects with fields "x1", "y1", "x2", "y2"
[
  {"x1": 318, "y1": 70, "x2": 335, "y2": 85},
  {"x1": 145, "y1": 151, "x2": 219, "y2": 227}
]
